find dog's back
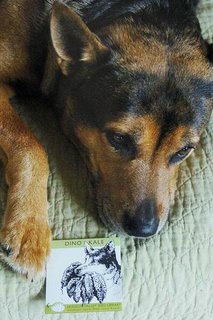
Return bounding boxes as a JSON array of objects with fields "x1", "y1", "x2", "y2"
[{"x1": 0, "y1": 0, "x2": 51, "y2": 85}]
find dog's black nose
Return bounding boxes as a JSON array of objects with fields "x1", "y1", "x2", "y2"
[{"x1": 123, "y1": 199, "x2": 159, "y2": 237}]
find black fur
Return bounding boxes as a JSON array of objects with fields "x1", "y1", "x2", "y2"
[
  {"x1": 52, "y1": 0, "x2": 213, "y2": 134},
  {"x1": 66, "y1": 0, "x2": 199, "y2": 28}
]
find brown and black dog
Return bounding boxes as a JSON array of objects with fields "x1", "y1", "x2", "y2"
[{"x1": 0, "y1": 0, "x2": 212, "y2": 277}]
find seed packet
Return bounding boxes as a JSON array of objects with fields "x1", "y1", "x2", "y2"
[{"x1": 45, "y1": 237, "x2": 122, "y2": 314}]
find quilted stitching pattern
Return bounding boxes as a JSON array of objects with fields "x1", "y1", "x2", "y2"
[{"x1": 0, "y1": 1, "x2": 213, "y2": 319}]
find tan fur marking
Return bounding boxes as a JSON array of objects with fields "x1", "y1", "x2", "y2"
[
  {"x1": 106, "y1": 115, "x2": 161, "y2": 159},
  {"x1": 100, "y1": 20, "x2": 212, "y2": 80},
  {"x1": 0, "y1": 84, "x2": 51, "y2": 276},
  {"x1": 102, "y1": 22, "x2": 168, "y2": 76}
]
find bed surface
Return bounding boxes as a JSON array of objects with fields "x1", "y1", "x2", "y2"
[{"x1": 0, "y1": 1, "x2": 213, "y2": 319}]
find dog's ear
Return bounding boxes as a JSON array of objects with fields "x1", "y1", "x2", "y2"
[
  {"x1": 51, "y1": 1, "x2": 109, "y2": 73},
  {"x1": 104, "y1": 241, "x2": 115, "y2": 254},
  {"x1": 85, "y1": 243, "x2": 94, "y2": 255}
]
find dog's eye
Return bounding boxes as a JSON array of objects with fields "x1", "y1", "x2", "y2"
[
  {"x1": 170, "y1": 145, "x2": 195, "y2": 164},
  {"x1": 105, "y1": 130, "x2": 137, "y2": 158}
]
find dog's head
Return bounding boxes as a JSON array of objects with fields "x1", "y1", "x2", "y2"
[
  {"x1": 75, "y1": 241, "x2": 117, "y2": 276},
  {"x1": 49, "y1": 2, "x2": 213, "y2": 237}
]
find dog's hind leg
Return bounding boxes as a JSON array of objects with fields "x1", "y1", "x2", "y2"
[{"x1": 0, "y1": 84, "x2": 51, "y2": 278}]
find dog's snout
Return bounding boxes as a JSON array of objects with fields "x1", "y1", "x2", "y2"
[{"x1": 123, "y1": 199, "x2": 159, "y2": 237}]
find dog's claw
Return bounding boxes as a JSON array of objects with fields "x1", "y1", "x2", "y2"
[
  {"x1": 25, "y1": 272, "x2": 34, "y2": 283},
  {"x1": 0, "y1": 243, "x2": 13, "y2": 257}
]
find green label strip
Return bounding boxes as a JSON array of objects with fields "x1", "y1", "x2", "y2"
[
  {"x1": 52, "y1": 237, "x2": 120, "y2": 249},
  {"x1": 45, "y1": 302, "x2": 122, "y2": 314}
]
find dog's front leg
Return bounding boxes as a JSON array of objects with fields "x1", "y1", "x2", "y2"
[{"x1": 0, "y1": 84, "x2": 51, "y2": 278}]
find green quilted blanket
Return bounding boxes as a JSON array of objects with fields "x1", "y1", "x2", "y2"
[{"x1": 0, "y1": 1, "x2": 213, "y2": 319}]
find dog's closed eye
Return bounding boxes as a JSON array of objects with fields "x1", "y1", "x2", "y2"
[
  {"x1": 105, "y1": 130, "x2": 137, "y2": 159},
  {"x1": 169, "y1": 145, "x2": 195, "y2": 164}
]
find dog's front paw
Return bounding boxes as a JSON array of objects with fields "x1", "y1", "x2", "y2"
[{"x1": 0, "y1": 217, "x2": 51, "y2": 279}]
